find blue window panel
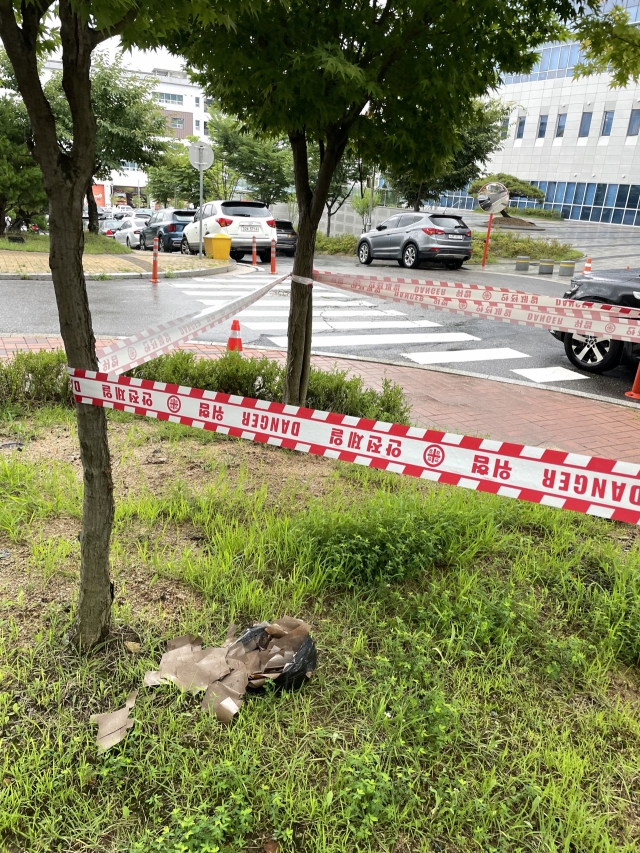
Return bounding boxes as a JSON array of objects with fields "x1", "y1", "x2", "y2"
[
  {"x1": 616, "y1": 184, "x2": 630, "y2": 206},
  {"x1": 552, "y1": 204, "x2": 562, "y2": 212},
  {"x1": 624, "y1": 210, "x2": 636, "y2": 225},
  {"x1": 628, "y1": 109, "x2": 640, "y2": 136},
  {"x1": 594, "y1": 184, "x2": 607, "y2": 205},
  {"x1": 530, "y1": 72, "x2": 539, "y2": 81},
  {"x1": 627, "y1": 185, "x2": 640, "y2": 208},
  {"x1": 579, "y1": 112, "x2": 593, "y2": 137},
  {"x1": 564, "y1": 182, "x2": 576, "y2": 204},
  {"x1": 584, "y1": 183, "x2": 596, "y2": 205},
  {"x1": 604, "y1": 184, "x2": 618, "y2": 207},
  {"x1": 635, "y1": 211, "x2": 640, "y2": 225},
  {"x1": 540, "y1": 48, "x2": 551, "y2": 72},
  {"x1": 559, "y1": 45, "x2": 571, "y2": 68},
  {"x1": 601, "y1": 208, "x2": 613, "y2": 223},
  {"x1": 538, "y1": 181, "x2": 547, "y2": 194},
  {"x1": 590, "y1": 208, "x2": 602, "y2": 222},
  {"x1": 537, "y1": 115, "x2": 548, "y2": 137},
  {"x1": 549, "y1": 46, "x2": 561, "y2": 70},
  {"x1": 555, "y1": 182, "x2": 567, "y2": 203},
  {"x1": 516, "y1": 116, "x2": 526, "y2": 138},
  {"x1": 601, "y1": 110, "x2": 615, "y2": 136},
  {"x1": 612, "y1": 208, "x2": 624, "y2": 224},
  {"x1": 543, "y1": 202, "x2": 553, "y2": 210},
  {"x1": 574, "y1": 183, "x2": 586, "y2": 205},
  {"x1": 580, "y1": 207, "x2": 592, "y2": 220},
  {"x1": 546, "y1": 181, "x2": 557, "y2": 202},
  {"x1": 569, "y1": 44, "x2": 581, "y2": 67},
  {"x1": 561, "y1": 206, "x2": 571, "y2": 219},
  {"x1": 570, "y1": 206, "x2": 581, "y2": 220}
]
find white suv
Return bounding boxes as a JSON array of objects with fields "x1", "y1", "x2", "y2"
[{"x1": 181, "y1": 200, "x2": 277, "y2": 262}]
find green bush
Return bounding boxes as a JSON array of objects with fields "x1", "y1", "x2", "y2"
[
  {"x1": 473, "y1": 206, "x2": 563, "y2": 220},
  {"x1": 131, "y1": 351, "x2": 411, "y2": 424},
  {"x1": 0, "y1": 350, "x2": 72, "y2": 411},
  {"x1": 471, "y1": 230, "x2": 581, "y2": 263},
  {"x1": 315, "y1": 232, "x2": 358, "y2": 254}
]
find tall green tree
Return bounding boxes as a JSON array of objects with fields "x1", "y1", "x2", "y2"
[
  {"x1": 0, "y1": 96, "x2": 47, "y2": 235},
  {"x1": 389, "y1": 101, "x2": 508, "y2": 212},
  {"x1": 44, "y1": 54, "x2": 168, "y2": 232},
  {"x1": 468, "y1": 172, "x2": 545, "y2": 217},
  {"x1": 152, "y1": 0, "x2": 580, "y2": 405},
  {"x1": 147, "y1": 138, "x2": 240, "y2": 206},
  {"x1": 209, "y1": 112, "x2": 292, "y2": 207},
  {"x1": 308, "y1": 152, "x2": 360, "y2": 236},
  {"x1": 575, "y1": 6, "x2": 640, "y2": 86}
]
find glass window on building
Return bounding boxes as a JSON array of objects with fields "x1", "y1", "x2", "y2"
[
  {"x1": 516, "y1": 116, "x2": 526, "y2": 139},
  {"x1": 500, "y1": 117, "x2": 509, "y2": 139},
  {"x1": 203, "y1": 121, "x2": 209, "y2": 136},
  {"x1": 195, "y1": 120, "x2": 200, "y2": 130},
  {"x1": 556, "y1": 113, "x2": 567, "y2": 137},
  {"x1": 578, "y1": 112, "x2": 592, "y2": 137},
  {"x1": 156, "y1": 92, "x2": 184, "y2": 105},
  {"x1": 537, "y1": 115, "x2": 548, "y2": 138},
  {"x1": 171, "y1": 117, "x2": 184, "y2": 129},
  {"x1": 627, "y1": 109, "x2": 640, "y2": 136},
  {"x1": 601, "y1": 110, "x2": 614, "y2": 136},
  {"x1": 195, "y1": 97, "x2": 200, "y2": 107}
]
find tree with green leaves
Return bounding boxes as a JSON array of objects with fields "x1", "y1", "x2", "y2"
[
  {"x1": 468, "y1": 173, "x2": 545, "y2": 217},
  {"x1": 575, "y1": 6, "x2": 640, "y2": 87},
  {"x1": 0, "y1": 0, "x2": 222, "y2": 650},
  {"x1": 389, "y1": 101, "x2": 508, "y2": 212},
  {"x1": 308, "y1": 152, "x2": 360, "y2": 237},
  {"x1": 352, "y1": 189, "x2": 381, "y2": 232},
  {"x1": 152, "y1": 0, "x2": 579, "y2": 405},
  {"x1": 0, "y1": 96, "x2": 47, "y2": 235},
  {"x1": 209, "y1": 112, "x2": 292, "y2": 207},
  {"x1": 147, "y1": 138, "x2": 240, "y2": 207},
  {"x1": 43, "y1": 54, "x2": 168, "y2": 232}
]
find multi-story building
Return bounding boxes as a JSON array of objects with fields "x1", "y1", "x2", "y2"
[{"x1": 442, "y1": 5, "x2": 640, "y2": 226}]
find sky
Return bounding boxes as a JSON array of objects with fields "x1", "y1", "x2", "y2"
[{"x1": 100, "y1": 38, "x2": 186, "y2": 74}]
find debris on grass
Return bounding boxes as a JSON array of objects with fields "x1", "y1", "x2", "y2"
[{"x1": 90, "y1": 689, "x2": 137, "y2": 751}]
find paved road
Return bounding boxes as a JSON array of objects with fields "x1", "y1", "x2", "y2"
[{"x1": 0, "y1": 254, "x2": 638, "y2": 405}]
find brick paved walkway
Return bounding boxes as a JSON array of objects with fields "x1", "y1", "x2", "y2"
[
  {"x1": 0, "y1": 251, "x2": 229, "y2": 276},
  {"x1": 2, "y1": 335, "x2": 639, "y2": 463}
]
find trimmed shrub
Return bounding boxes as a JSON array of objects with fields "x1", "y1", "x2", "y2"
[
  {"x1": 315, "y1": 233, "x2": 358, "y2": 255},
  {"x1": 0, "y1": 350, "x2": 72, "y2": 409}
]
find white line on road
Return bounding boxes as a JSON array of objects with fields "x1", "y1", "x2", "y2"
[
  {"x1": 197, "y1": 299, "x2": 375, "y2": 308},
  {"x1": 404, "y1": 348, "x2": 530, "y2": 365},
  {"x1": 245, "y1": 319, "x2": 441, "y2": 332},
  {"x1": 235, "y1": 309, "x2": 406, "y2": 318},
  {"x1": 268, "y1": 332, "x2": 480, "y2": 347},
  {"x1": 511, "y1": 366, "x2": 589, "y2": 382}
]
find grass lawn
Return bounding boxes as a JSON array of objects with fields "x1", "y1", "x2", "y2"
[
  {"x1": 0, "y1": 232, "x2": 132, "y2": 255},
  {"x1": 1, "y1": 408, "x2": 640, "y2": 853}
]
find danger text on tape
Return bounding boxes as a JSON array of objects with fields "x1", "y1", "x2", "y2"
[{"x1": 69, "y1": 368, "x2": 640, "y2": 526}]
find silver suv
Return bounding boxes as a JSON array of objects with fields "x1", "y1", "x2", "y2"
[{"x1": 357, "y1": 213, "x2": 472, "y2": 270}]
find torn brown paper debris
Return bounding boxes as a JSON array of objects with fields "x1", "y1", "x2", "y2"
[
  {"x1": 201, "y1": 681, "x2": 244, "y2": 724},
  {"x1": 90, "y1": 689, "x2": 137, "y2": 751}
]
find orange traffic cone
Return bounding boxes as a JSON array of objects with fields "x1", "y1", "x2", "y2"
[
  {"x1": 582, "y1": 257, "x2": 592, "y2": 273},
  {"x1": 227, "y1": 319, "x2": 243, "y2": 352},
  {"x1": 626, "y1": 363, "x2": 640, "y2": 400}
]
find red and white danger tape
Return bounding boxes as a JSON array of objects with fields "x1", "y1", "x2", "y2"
[
  {"x1": 96, "y1": 274, "x2": 288, "y2": 376},
  {"x1": 313, "y1": 270, "x2": 640, "y2": 343},
  {"x1": 69, "y1": 367, "x2": 640, "y2": 526}
]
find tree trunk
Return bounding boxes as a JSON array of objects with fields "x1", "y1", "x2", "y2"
[
  {"x1": 500, "y1": 208, "x2": 512, "y2": 218},
  {"x1": 413, "y1": 182, "x2": 423, "y2": 212},
  {"x1": 0, "y1": 200, "x2": 6, "y2": 237},
  {"x1": 86, "y1": 184, "x2": 99, "y2": 234},
  {"x1": 326, "y1": 207, "x2": 332, "y2": 237}
]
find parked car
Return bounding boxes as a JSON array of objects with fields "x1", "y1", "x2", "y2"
[
  {"x1": 99, "y1": 219, "x2": 120, "y2": 238},
  {"x1": 275, "y1": 219, "x2": 297, "y2": 256},
  {"x1": 114, "y1": 217, "x2": 148, "y2": 249},
  {"x1": 356, "y1": 212, "x2": 472, "y2": 270},
  {"x1": 550, "y1": 268, "x2": 640, "y2": 373},
  {"x1": 180, "y1": 200, "x2": 277, "y2": 262},
  {"x1": 141, "y1": 209, "x2": 195, "y2": 252}
]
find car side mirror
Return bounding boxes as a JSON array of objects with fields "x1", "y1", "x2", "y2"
[{"x1": 376, "y1": 224, "x2": 386, "y2": 231}]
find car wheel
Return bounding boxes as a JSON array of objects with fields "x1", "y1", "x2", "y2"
[
  {"x1": 126, "y1": 237, "x2": 131, "y2": 248},
  {"x1": 563, "y1": 333, "x2": 624, "y2": 374},
  {"x1": 445, "y1": 260, "x2": 464, "y2": 270},
  {"x1": 284, "y1": 250, "x2": 295, "y2": 257},
  {"x1": 140, "y1": 234, "x2": 147, "y2": 251},
  {"x1": 357, "y1": 241, "x2": 373, "y2": 265},
  {"x1": 230, "y1": 251, "x2": 245, "y2": 261},
  {"x1": 402, "y1": 243, "x2": 420, "y2": 269},
  {"x1": 181, "y1": 237, "x2": 191, "y2": 255},
  {"x1": 259, "y1": 251, "x2": 271, "y2": 263},
  {"x1": 157, "y1": 234, "x2": 165, "y2": 252}
]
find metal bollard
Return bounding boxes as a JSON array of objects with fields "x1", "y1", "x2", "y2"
[
  {"x1": 538, "y1": 259, "x2": 554, "y2": 275},
  {"x1": 515, "y1": 256, "x2": 530, "y2": 272},
  {"x1": 559, "y1": 260, "x2": 576, "y2": 277}
]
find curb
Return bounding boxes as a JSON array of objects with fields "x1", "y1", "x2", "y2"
[{"x1": 0, "y1": 262, "x2": 237, "y2": 282}]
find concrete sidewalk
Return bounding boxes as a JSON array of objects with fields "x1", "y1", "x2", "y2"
[{"x1": 1, "y1": 335, "x2": 639, "y2": 463}]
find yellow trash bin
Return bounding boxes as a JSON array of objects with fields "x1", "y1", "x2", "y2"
[{"x1": 204, "y1": 232, "x2": 232, "y2": 260}]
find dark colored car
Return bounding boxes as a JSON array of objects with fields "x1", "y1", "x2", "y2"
[
  {"x1": 275, "y1": 219, "x2": 297, "y2": 256},
  {"x1": 357, "y1": 212, "x2": 472, "y2": 270},
  {"x1": 141, "y1": 209, "x2": 195, "y2": 252},
  {"x1": 550, "y1": 268, "x2": 640, "y2": 373}
]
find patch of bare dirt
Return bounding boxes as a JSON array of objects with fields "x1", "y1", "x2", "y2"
[{"x1": 608, "y1": 668, "x2": 640, "y2": 705}]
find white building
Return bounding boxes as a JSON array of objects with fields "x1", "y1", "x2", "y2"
[{"x1": 442, "y1": 8, "x2": 640, "y2": 226}]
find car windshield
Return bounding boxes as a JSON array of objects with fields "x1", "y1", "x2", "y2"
[
  {"x1": 220, "y1": 202, "x2": 270, "y2": 218},
  {"x1": 174, "y1": 211, "x2": 195, "y2": 222},
  {"x1": 429, "y1": 216, "x2": 467, "y2": 229}
]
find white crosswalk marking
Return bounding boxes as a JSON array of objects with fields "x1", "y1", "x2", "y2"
[
  {"x1": 405, "y1": 348, "x2": 530, "y2": 365},
  {"x1": 511, "y1": 367, "x2": 589, "y2": 382},
  {"x1": 245, "y1": 319, "x2": 441, "y2": 332},
  {"x1": 268, "y1": 332, "x2": 480, "y2": 347}
]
